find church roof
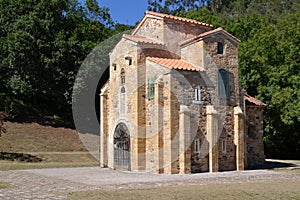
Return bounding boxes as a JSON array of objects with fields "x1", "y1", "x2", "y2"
[
  {"x1": 147, "y1": 57, "x2": 200, "y2": 71},
  {"x1": 245, "y1": 94, "x2": 266, "y2": 107},
  {"x1": 123, "y1": 34, "x2": 164, "y2": 45},
  {"x1": 180, "y1": 27, "x2": 241, "y2": 47},
  {"x1": 145, "y1": 11, "x2": 213, "y2": 28}
]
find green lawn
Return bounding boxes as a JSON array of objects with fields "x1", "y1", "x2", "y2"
[{"x1": 68, "y1": 180, "x2": 300, "y2": 200}]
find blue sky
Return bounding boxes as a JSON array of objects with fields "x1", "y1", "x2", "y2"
[{"x1": 99, "y1": 0, "x2": 149, "y2": 25}]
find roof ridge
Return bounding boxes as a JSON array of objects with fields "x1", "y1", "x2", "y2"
[
  {"x1": 146, "y1": 11, "x2": 213, "y2": 28},
  {"x1": 147, "y1": 57, "x2": 201, "y2": 72},
  {"x1": 123, "y1": 34, "x2": 164, "y2": 45},
  {"x1": 245, "y1": 94, "x2": 267, "y2": 107},
  {"x1": 180, "y1": 27, "x2": 240, "y2": 47}
]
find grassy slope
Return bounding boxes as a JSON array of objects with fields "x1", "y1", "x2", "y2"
[
  {"x1": 0, "y1": 122, "x2": 98, "y2": 170},
  {"x1": 0, "y1": 122, "x2": 86, "y2": 152}
]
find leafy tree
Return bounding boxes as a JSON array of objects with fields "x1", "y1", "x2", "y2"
[
  {"x1": 0, "y1": 112, "x2": 7, "y2": 136},
  {"x1": 148, "y1": 0, "x2": 210, "y2": 15},
  {"x1": 0, "y1": 0, "x2": 113, "y2": 120},
  {"x1": 179, "y1": 7, "x2": 222, "y2": 27},
  {"x1": 239, "y1": 11, "x2": 300, "y2": 158},
  {"x1": 151, "y1": 0, "x2": 300, "y2": 158}
]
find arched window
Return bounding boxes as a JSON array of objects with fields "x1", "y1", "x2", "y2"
[
  {"x1": 121, "y1": 86, "x2": 126, "y2": 93},
  {"x1": 121, "y1": 68, "x2": 125, "y2": 85},
  {"x1": 218, "y1": 69, "x2": 230, "y2": 99},
  {"x1": 217, "y1": 42, "x2": 224, "y2": 54}
]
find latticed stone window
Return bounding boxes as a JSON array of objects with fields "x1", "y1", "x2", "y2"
[
  {"x1": 194, "y1": 86, "x2": 201, "y2": 102},
  {"x1": 147, "y1": 76, "x2": 156, "y2": 99},
  {"x1": 194, "y1": 139, "x2": 201, "y2": 153},
  {"x1": 222, "y1": 139, "x2": 227, "y2": 153},
  {"x1": 218, "y1": 69, "x2": 230, "y2": 99}
]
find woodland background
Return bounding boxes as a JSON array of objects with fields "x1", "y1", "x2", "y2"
[{"x1": 0, "y1": 0, "x2": 299, "y2": 159}]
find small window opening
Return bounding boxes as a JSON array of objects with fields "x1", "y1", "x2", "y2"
[
  {"x1": 222, "y1": 139, "x2": 226, "y2": 153},
  {"x1": 217, "y1": 42, "x2": 224, "y2": 54},
  {"x1": 218, "y1": 69, "x2": 230, "y2": 99},
  {"x1": 195, "y1": 139, "x2": 201, "y2": 153},
  {"x1": 113, "y1": 64, "x2": 117, "y2": 71},
  {"x1": 121, "y1": 86, "x2": 125, "y2": 93},
  {"x1": 121, "y1": 68, "x2": 125, "y2": 85},
  {"x1": 194, "y1": 86, "x2": 201, "y2": 102},
  {"x1": 125, "y1": 56, "x2": 132, "y2": 65},
  {"x1": 148, "y1": 77, "x2": 156, "y2": 99}
]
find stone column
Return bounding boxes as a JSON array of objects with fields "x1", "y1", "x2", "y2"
[
  {"x1": 153, "y1": 81, "x2": 164, "y2": 173},
  {"x1": 163, "y1": 74, "x2": 173, "y2": 174},
  {"x1": 179, "y1": 105, "x2": 191, "y2": 174},
  {"x1": 100, "y1": 93, "x2": 108, "y2": 168},
  {"x1": 207, "y1": 105, "x2": 219, "y2": 173},
  {"x1": 234, "y1": 106, "x2": 245, "y2": 171}
]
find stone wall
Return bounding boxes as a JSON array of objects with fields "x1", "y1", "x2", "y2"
[
  {"x1": 101, "y1": 13, "x2": 261, "y2": 174},
  {"x1": 218, "y1": 108, "x2": 236, "y2": 171},
  {"x1": 246, "y1": 106, "x2": 265, "y2": 168}
]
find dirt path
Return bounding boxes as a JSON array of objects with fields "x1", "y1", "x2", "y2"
[{"x1": 1, "y1": 167, "x2": 300, "y2": 200}]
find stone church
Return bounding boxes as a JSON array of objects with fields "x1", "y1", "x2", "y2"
[{"x1": 100, "y1": 11, "x2": 266, "y2": 174}]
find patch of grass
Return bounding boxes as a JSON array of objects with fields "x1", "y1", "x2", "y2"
[
  {"x1": 0, "y1": 181, "x2": 12, "y2": 189},
  {"x1": 0, "y1": 152, "x2": 98, "y2": 171},
  {"x1": 68, "y1": 180, "x2": 300, "y2": 200},
  {"x1": 274, "y1": 168, "x2": 300, "y2": 174}
]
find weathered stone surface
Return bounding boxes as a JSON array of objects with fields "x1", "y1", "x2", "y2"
[{"x1": 100, "y1": 11, "x2": 265, "y2": 174}]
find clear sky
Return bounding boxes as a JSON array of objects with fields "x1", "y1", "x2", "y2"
[{"x1": 99, "y1": 0, "x2": 149, "y2": 25}]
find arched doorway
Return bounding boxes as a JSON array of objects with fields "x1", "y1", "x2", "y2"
[{"x1": 114, "y1": 123, "x2": 130, "y2": 170}]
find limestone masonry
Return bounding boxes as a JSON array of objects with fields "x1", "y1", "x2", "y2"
[{"x1": 100, "y1": 11, "x2": 266, "y2": 174}]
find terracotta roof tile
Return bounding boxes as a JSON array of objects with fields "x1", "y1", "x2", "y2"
[
  {"x1": 123, "y1": 34, "x2": 164, "y2": 45},
  {"x1": 146, "y1": 11, "x2": 213, "y2": 28},
  {"x1": 245, "y1": 94, "x2": 266, "y2": 107},
  {"x1": 147, "y1": 57, "x2": 200, "y2": 71},
  {"x1": 180, "y1": 27, "x2": 241, "y2": 47}
]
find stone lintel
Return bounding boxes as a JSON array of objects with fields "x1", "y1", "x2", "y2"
[
  {"x1": 207, "y1": 105, "x2": 218, "y2": 115},
  {"x1": 234, "y1": 106, "x2": 243, "y2": 116}
]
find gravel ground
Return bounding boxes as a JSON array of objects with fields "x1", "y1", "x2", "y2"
[{"x1": 0, "y1": 167, "x2": 300, "y2": 200}]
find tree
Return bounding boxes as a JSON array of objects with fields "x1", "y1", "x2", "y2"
[
  {"x1": 148, "y1": 0, "x2": 210, "y2": 15},
  {"x1": 160, "y1": 0, "x2": 300, "y2": 158},
  {"x1": 0, "y1": 0, "x2": 113, "y2": 120},
  {"x1": 239, "y1": 11, "x2": 300, "y2": 158},
  {"x1": 0, "y1": 112, "x2": 7, "y2": 136}
]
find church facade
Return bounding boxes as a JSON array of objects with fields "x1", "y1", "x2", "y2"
[{"x1": 100, "y1": 11, "x2": 266, "y2": 174}]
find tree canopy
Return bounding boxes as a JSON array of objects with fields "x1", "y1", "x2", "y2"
[
  {"x1": 147, "y1": 0, "x2": 300, "y2": 158},
  {"x1": 0, "y1": 0, "x2": 299, "y2": 158},
  {"x1": 180, "y1": 0, "x2": 300, "y2": 158},
  {"x1": 0, "y1": 0, "x2": 130, "y2": 120}
]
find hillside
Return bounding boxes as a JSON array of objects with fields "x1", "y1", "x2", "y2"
[
  {"x1": 0, "y1": 122, "x2": 86, "y2": 153},
  {"x1": 0, "y1": 122, "x2": 99, "y2": 170}
]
